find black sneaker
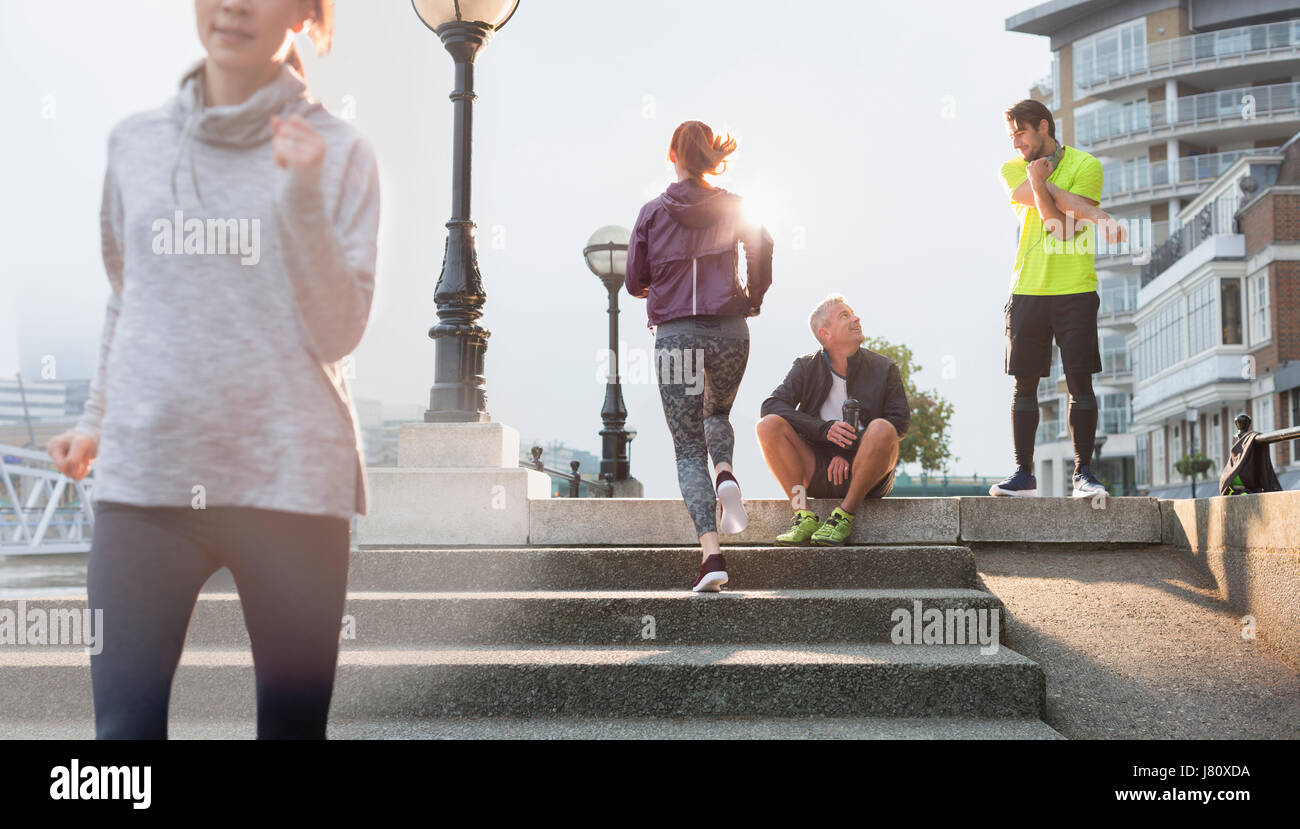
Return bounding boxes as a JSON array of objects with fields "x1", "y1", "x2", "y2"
[
  {"x1": 691, "y1": 553, "x2": 728, "y2": 593},
  {"x1": 1072, "y1": 465, "x2": 1107, "y2": 498},
  {"x1": 989, "y1": 466, "x2": 1038, "y2": 497}
]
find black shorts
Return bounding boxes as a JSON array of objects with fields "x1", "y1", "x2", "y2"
[
  {"x1": 807, "y1": 441, "x2": 895, "y2": 501},
  {"x1": 1004, "y1": 291, "x2": 1101, "y2": 377}
]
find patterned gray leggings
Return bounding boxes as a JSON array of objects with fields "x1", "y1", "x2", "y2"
[{"x1": 654, "y1": 321, "x2": 750, "y2": 537}]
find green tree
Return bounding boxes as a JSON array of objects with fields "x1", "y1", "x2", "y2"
[{"x1": 863, "y1": 336, "x2": 956, "y2": 475}]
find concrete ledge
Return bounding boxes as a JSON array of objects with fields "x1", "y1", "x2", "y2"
[
  {"x1": 396, "y1": 422, "x2": 520, "y2": 469},
  {"x1": 530, "y1": 498, "x2": 959, "y2": 545},
  {"x1": 529, "y1": 497, "x2": 1168, "y2": 546},
  {"x1": 1161, "y1": 490, "x2": 1300, "y2": 670},
  {"x1": 959, "y1": 497, "x2": 1162, "y2": 543},
  {"x1": 356, "y1": 467, "x2": 549, "y2": 545}
]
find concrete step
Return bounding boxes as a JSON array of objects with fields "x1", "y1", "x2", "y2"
[
  {"x1": 0, "y1": 644, "x2": 1044, "y2": 719},
  {"x1": 327, "y1": 545, "x2": 981, "y2": 591},
  {"x1": 0, "y1": 589, "x2": 1005, "y2": 648},
  {"x1": 0, "y1": 716, "x2": 1064, "y2": 740}
]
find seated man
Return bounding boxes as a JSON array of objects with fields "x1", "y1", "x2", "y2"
[{"x1": 756, "y1": 294, "x2": 910, "y2": 545}]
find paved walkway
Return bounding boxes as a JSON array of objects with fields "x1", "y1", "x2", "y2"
[{"x1": 979, "y1": 548, "x2": 1300, "y2": 739}]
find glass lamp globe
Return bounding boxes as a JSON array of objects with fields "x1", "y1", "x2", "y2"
[
  {"x1": 584, "y1": 225, "x2": 630, "y2": 280},
  {"x1": 412, "y1": 0, "x2": 520, "y2": 32}
]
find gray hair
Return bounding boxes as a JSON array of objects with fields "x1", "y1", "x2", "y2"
[{"x1": 809, "y1": 294, "x2": 848, "y2": 344}]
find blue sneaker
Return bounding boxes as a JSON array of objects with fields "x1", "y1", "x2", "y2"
[
  {"x1": 990, "y1": 466, "x2": 1038, "y2": 497},
  {"x1": 1072, "y1": 465, "x2": 1107, "y2": 498}
]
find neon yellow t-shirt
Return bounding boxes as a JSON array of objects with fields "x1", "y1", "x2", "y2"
[{"x1": 1000, "y1": 145, "x2": 1104, "y2": 295}]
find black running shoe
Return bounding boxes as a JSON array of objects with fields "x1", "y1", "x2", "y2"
[{"x1": 989, "y1": 466, "x2": 1038, "y2": 497}]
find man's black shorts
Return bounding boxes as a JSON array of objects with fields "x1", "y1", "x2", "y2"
[
  {"x1": 1004, "y1": 291, "x2": 1102, "y2": 377},
  {"x1": 807, "y1": 441, "x2": 895, "y2": 500}
]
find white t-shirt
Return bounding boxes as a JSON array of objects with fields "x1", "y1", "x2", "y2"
[{"x1": 819, "y1": 366, "x2": 849, "y2": 424}]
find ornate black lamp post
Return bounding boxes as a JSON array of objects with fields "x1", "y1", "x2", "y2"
[
  {"x1": 584, "y1": 226, "x2": 634, "y2": 483},
  {"x1": 412, "y1": 0, "x2": 520, "y2": 422}
]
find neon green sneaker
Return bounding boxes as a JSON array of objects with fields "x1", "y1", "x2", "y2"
[
  {"x1": 810, "y1": 507, "x2": 854, "y2": 546},
  {"x1": 775, "y1": 510, "x2": 820, "y2": 546}
]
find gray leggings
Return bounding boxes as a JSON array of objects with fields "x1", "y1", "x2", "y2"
[
  {"x1": 653, "y1": 315, "x2": 750, "y2": 536},
  {"x1": 86, "y1": 500, "x2": 350, "y2": 739}
]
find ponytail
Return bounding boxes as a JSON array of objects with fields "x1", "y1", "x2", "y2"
[
  {"x1": 284, "y1": 0, "x2": 335, "y2": 78},
  {"x1": 670, "y1": 120, "x2": 738, "y2": 182}
]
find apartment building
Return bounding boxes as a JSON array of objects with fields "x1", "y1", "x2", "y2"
[
  {"x1": 1007, "y1": 0, "x2": 1300, "y2": 495},
  {"x1": 1130, "y1": 138, "x2": 1300, "y2": 494}
]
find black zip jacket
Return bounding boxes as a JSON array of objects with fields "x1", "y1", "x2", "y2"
[{"x1": 760, "y1": 347, "x2": 910, "y2": 458}]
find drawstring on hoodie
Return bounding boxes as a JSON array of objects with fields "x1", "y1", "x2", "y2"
[
  {"x1": 165, "y1": 59, "x2": 320, "y2": 210},
  {"x1": 170, "y1": 112, "x2": 204, "y2": 208}
]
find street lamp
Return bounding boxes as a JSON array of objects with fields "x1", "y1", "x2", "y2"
[
  {"x1": 412, "y1": 0, "x2": 520, "y2": 422},
  {"x1": 584, "y1": 225, "x2": 633, "y2": 484},
  {"x1": 1186, "y1": 407, "x2": 1199, "y2": 498}
]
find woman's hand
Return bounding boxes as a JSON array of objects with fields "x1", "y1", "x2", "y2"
[
  {"x1": 46, "y1": 430, "x2": 98, "y2": 481},
  {"x1": 271, "y1": 114, "x2": 325, "y2": 169}
]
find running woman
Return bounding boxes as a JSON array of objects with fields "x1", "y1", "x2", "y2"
[
  {"x1": 992, "y1": 99, "x2": 1121, "y2": 498},
  {"x1": 626, "y1": 120, "x2": 773, "y2": 592},
  {"x1": 45, "y1": 0, "x2": 379, "y2": 738}
]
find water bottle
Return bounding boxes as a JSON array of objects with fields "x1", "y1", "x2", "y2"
[{"x1": 842, "y1": 398, "x2": 861, "y2": 440}]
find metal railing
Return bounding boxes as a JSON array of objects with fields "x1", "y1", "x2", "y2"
[
  {"x1": 1139, "y1": 195, "x2": 1242, "y2": 286},
  {"x1": 1102, "y1": 147, "x2": 1279, "y2": 201},
  {"x1": 1077, "y1": 81, "x2": 1300, "y2": 148},
  {"x1": 1035, "y1": 420, "x2": 1063, "y2": 444},
  {"x1": 1076, "y1": 20, "x2": 1300, "y2": 91},
  {"x1": 0, "y1": 444, "x2": 95, "y2": 555},
  {"x1": 1253, "y1": 423, "x2": 1300, "y2": 446},
  {"x1": 520, "y1": 446, "x2": 613, "y2": 497}
]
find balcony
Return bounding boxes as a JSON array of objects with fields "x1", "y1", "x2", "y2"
[
  {"x1": 1101, "y1": 147, "x2": 1280, "y2": 208},
  {"x1": 1098, "y1": 347, "x2": 1133, "y2": 383},
  {"x1": 1075, "y1": 20, "x2": 1300, "y2": 97},
  {"x1": 1139, "y1": 196, "x2": 1240, "y2": 287},
  {"x1": 1099, "y1": 405, "x2": 1132, "y2": 436},
  {"x1": 1077, "y1": 82, "x2": 1300, "y2": 152},
  {"x1": 1035, "y1": 419, "x2": 1064, "y2": 445},
  {"x1": 1095, "y1": 220, "x2": 1169, "y2": 268}
]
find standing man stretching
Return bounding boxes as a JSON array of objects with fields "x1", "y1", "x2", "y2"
[{"x1": 991, "y1": 99, "x2": 1121, "y2": 499}]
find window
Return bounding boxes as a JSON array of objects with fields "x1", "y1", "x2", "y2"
[
  {"x1": 1187, "y1": 280, "x2": 1218, "y2": 356},
  {"x1": 1291, "y1": 391, "x2": 1300, "y2": 467},
  {"x1": 1151, "y1": 427, "x2": 1166, "y2": 486},
  {"x1": 1249, "y1": 271, "x2": 1270, "y2": 344},
  {"x1": 1049, "y1": 52, "x2": 1060, "y2": 111},
  {"x1": 1135, "y1": 299, "x2": 1185, "y2": 381},
  {"x1": 1136, "y1": 432, "x2": 1150, "y2": 488},
  {"x1": 1209, "y1": 412, "x2": 1224, "y2": 466},
  {"x1": 1221, "y1": 278, "x2": 1242, "y2": 344},
  {"x1": 1074, "y1": 19, "x2": 1147, "y2": 97},
  {"x1": 1123, "y1": 97, "x2": 1148, "y2": 133},
  {"x1": 1099, "y1": 393, "x2": 1131, "y2": 434},
  {"x1": 1253, "y1": 394, "x2": 1274, "y2": 434}
]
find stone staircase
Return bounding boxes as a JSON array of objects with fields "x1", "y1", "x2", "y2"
[{"x1": 0, "y1": 496, "x2": 1094, "y2": 738}]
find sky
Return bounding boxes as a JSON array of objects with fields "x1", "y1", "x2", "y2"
[{"x1": 0, "y1": 0, "x2": 1052, "y2": 499}]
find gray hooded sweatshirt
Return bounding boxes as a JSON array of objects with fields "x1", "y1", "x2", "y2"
[{"x1": 74, "y1": 60, "x2": 380, "y2": 519}]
